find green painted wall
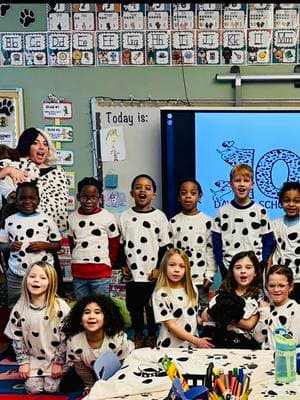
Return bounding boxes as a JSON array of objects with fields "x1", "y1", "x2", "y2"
[{"x1": 1, "y1": 4, "x2": 300, "y2": 192}]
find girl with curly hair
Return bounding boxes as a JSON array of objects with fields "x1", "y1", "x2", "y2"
[{"x1": 62, "y1": 295, "x2": 134, "y2": 393}]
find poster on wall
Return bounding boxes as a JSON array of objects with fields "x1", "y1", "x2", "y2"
[
  {"x1": 0, "y1": 89, "x2": 24, "y2": 148},
  {"x1": 90, "y1": 100, "x2": 163, "y2": 209}
]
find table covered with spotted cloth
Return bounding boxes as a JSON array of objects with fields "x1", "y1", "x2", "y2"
[{"x1": 85, "y1": 347, "x2": 300, "y2": 400}]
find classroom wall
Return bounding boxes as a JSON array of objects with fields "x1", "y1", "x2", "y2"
[{"x1": 1, "y1": 3, "x2": 300, "y2": 207}]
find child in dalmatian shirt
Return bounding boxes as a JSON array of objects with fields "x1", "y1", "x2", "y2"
[
  {"x1": 201, "y1": 250, "x2": 262, "y2": 350},
  {"x1": 168, "y1": 178, "x2": 216, "y2": 312},
  {"x1": 152, "y1": 248, "x2": 214, "y2": 349},
  {"x1": 67, "y1": 177, "x2": 120, "y2": 300},
  {"x1": 0, "y1": 181, "x2": 61, "y2": 307},
  {"x1": 254, "y1": 265, "x2": 300, "y2": 349},
  {"x1": 4, "y1": 261, "x2": 70, "y2": 394},
  {"x1": 212, "y1": 164, "x2": 275, "y2": 279},
  {"x1": 270, "y1": 182, "x2": 300, "y2": 302},
  {"x1": 63, "y1": 294, "x2": 134, "y2": 395},
  {"x1": 118, "y1": 174, "x2": 170, "y2": 349}
]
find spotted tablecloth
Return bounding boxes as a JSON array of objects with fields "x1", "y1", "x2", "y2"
[{"x1": 85, "y1": 347, "x2": 300, "y2": 400}]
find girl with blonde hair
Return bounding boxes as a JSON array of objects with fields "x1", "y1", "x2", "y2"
[
  {"x1": 5, "y1": 261, "x2": 70, "y2": 394},
  {"x1": 152, "y1": 248, "x2": 214, "y2": 349}
]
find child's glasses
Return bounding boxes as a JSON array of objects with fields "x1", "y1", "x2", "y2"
[{"x1": 267, "y1": 284, "x2": 290, "y2": 290}]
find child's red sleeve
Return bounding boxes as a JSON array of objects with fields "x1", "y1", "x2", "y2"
[
  {"x1": 108, "y1": 236, "x2": 120, "y2": 268},
  {"x1": 68, "y1": 235, "x2": 74, "y2": 252}
]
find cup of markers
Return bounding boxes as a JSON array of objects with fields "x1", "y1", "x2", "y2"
[{"x1": 208, "y1": 367, "x2": 252, "y2": 400}]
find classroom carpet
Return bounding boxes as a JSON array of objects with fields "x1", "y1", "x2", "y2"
[{"x1": 0, "y1": 351, "x2": 83, "y2": 400}]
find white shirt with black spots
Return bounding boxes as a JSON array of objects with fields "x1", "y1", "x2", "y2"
[
  {"x1": 66, "y1": 331, "x2": 134, "y2": 367},
  {"x1": 272, "y1": 217, "x2": 300, "y2": 283},
  {"x1": 208, "y1": 294, "x2": 259, "y2": 339},
  {"x1": 254, "y1": 299, "x2": 300, "y2": 350},
  {"x1": 152, "y1": 287, "x2": 198, "y2": 348},
  {"x1": 0, "y1": 158, "x2": 40, "y2": 206},
  {"x1": 213, "y1": 202, "x2": 272, "y2": 269},
  {"x1": 4, "y1": 298, "x2": 70, "y2": 377},
  {"x1": 168, "y1": 212, "x2": 216, "y2": 284},
  {"x1": 68, "y1": 209, "x2": 119, "y2": 265},
  {"x1": 118, "y1": 208, "x2": 170, "y2": 282},
  {"x1": 0, "y1": 211, "x2": 61, "y2": 277}
]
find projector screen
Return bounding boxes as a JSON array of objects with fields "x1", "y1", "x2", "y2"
[{"x1": 161, "y1": 108, "x2": 300, "y2": 221}]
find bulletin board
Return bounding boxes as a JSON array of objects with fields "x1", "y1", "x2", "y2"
[
  {"x1": 90, "y1": 99, "x2": 165, "y2": 213},
  {"x1": 0, "y1": 88, "x2": 24, "y2": 148}
]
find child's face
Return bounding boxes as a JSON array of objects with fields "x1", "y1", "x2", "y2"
[
  {"x1": 281, "y1": 189, "x2": 300, "y2": 217},
  {"x1": 130, "y1": 177, "x2": 156, "y2": 210},
  {"x1": 178, "y1": 181, "x2": 201, "y2": 215},
  {"x1": 233, "y1": 256, "x2": 256, "y2": 292},
  {"x1": 82, "y1": 302, "x2": 105, "y2": 333},
  {"x1": 16, "y1": 187, "x2": 39, "y2": 215},
  {"x1": 78, "y1": 185, "x2": 100, "y2": 214},
  {"x1": 29, "y1": 133, "x2": 49, "y2": 165},
  {"x1": 27, "y1": 265, "x2": 49, "y2": 298},
  {"x1": 166, "y1": 253, "x2": 186, "y2": 288},
  {"x1": 267, "y1": 273, "x2": 293, "y2": 306},
  {"x1": 230, "y1": 174, "x2": 253, "y2": 204}
]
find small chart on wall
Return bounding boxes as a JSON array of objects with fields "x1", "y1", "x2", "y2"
[{"x1": 90, "y1": 99, "x2": 168, "y2": 213}]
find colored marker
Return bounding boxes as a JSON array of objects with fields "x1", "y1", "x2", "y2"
[
  {"x1": 238, "y1": 368, "x2": 244, "y2": 386},
  {"x1": 216, "y1": 377, "x2": 227, "y2": 398}
]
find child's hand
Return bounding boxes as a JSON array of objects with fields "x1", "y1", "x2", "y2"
[
  {"x1": 121, "y1": 265, "x2": 132, "y2": 280},
  {"x1": 11, "y1": 241, "x2": 22, "y2": 251},
  {"x1": 51, "y1": 363, "x2": 63, "y2": 378},
  {"x1": 6, "y1": 166, "x2": 28, "y2": 184},
  {"x1": 19, "y1": 363, "x2": 30, "y2": 379},
  {"x1": 148, "y1": 269, "x2": 159, "y2": 282},
  {"x1": 26, "y1": 241, "x2": 48, "y2": 252},
  {"x1": 194, "y1": 337, "x2": 215, "y2": 349}
]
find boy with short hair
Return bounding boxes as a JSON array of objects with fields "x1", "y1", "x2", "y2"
[
  {"x1": 67, "y1": 177, "x2": 120, "y2": 300},
  {"x1": 118, "y1": 174, "x2": 169, "y2": 348},
  {"x1": 212, "y1": 164, "x2": 275, "y2": 279}
]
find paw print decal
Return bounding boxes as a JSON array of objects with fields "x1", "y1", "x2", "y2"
[
  {"x1": 0, "y1": 4, "x2": 10, "y2": 17},
  {"x1": 0, "y1": 99, "x2": 14, "y2": 116},
  {"x1": 19, "y1": 8, "x2": 35, "y2": 27}
]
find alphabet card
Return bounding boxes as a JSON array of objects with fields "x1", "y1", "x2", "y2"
[
  {"x1": 273, "y1": 28, "x2": 298, "y2": 63},
  {"x1": 100, "y1": 125, "x2": 126, "y2": 162},
  {"x1": 222, "y1": 29, "x2": 246, "y2": 64},
  {"x1": 72, "y1": 32, "x2": 95, "y2": 65},
  {"x1": 47, "y1": 32, "x2": 71, "y2": 66},
  {"x1": 122, "y1": 32, "x2": 145, "y2": 65},
  {"x1": 197, "y1": 30, "x2": 220, "y2": 64},
  {"x1": 96, "y1": 31, "x2": 121, "y2": 65},
  {"x1": 0, "y1": 33, "x2": 24, "y2": 66},
  {"x1": 24, "y1": 33, "x2": 48, "y2": 66},
  {"x1": 146, "y1": 31, "x2": 170, "y2": 65},
  {"x1": 172, "y1": 31, "x2": 195, "y2": 65}
]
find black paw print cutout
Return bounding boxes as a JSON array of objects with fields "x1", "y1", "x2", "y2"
[
  {"x1": 20, "y1": 8, "x2": 35, "y2": 27},
  {"x1": 0, "y1": 4, "x2": 10, "y2": 17},
  {"x1": 0, "y1": 99, "x2": 14, "y2": 116}
]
